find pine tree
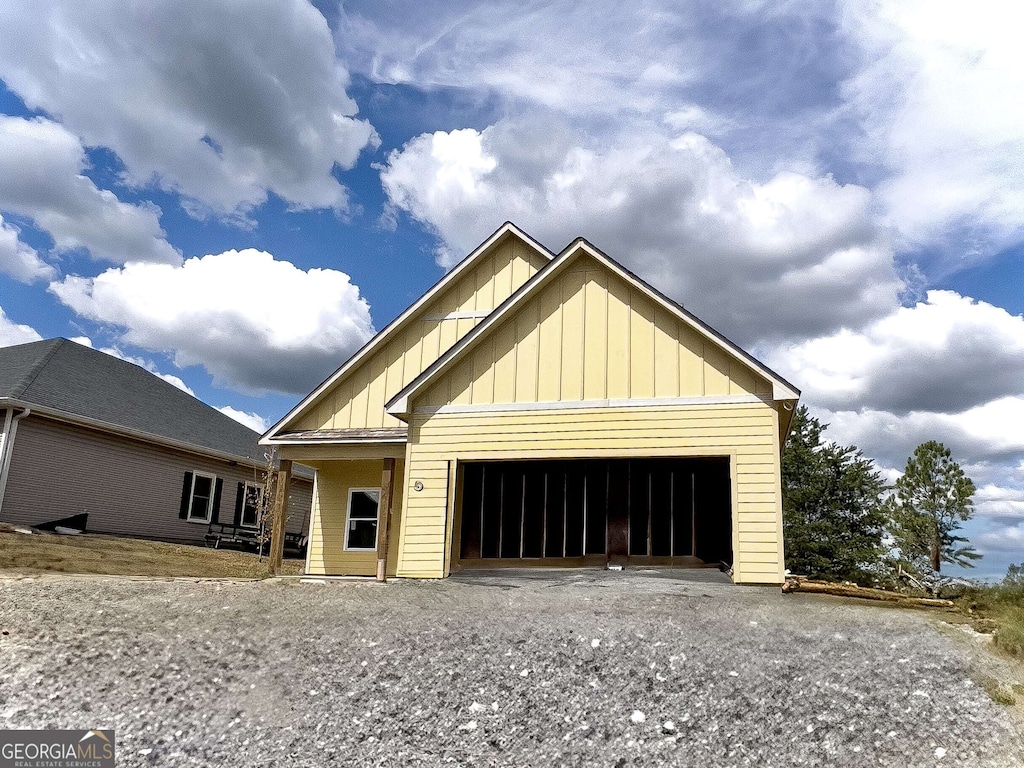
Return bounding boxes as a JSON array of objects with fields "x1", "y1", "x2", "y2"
[
  {"x1": 782, "y1": 406, "x2": 888, "y2": 582},
  {"x1": 890, "y1": 440, "x2": 978, "y2": 573}
]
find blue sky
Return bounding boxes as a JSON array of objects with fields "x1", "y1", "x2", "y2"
[{"x1": 0, "y1": 0, "x2": 1021, "y2": 578}]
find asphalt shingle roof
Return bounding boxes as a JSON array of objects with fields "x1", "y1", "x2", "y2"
[{"x1": 0, "y1": 338, "x2": 265, "y2": 462}]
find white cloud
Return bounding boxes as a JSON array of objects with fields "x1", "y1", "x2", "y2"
[
  {"x1": 818, "y1": 398, "x2": 1024, "y2": 470},
  {"x1": 663, "y1": 105, "x2": 734, "y2": 136},
  {"x1": 974, "y1": 484, "x2": 1024, "y2": 521},
  {"x1": 767, "y1": 291, "x2": 1024, "y2": 414},
  {"x1": 841, "y1": 0, "x2": 1024, "y2": 266},
  {"x1": 0, "y1": 0, "x2": 377, "y2": 217},
  {"x1": 0, "y1": 306, "x2": 41, "y2": 347},
  {"x1": 49, "y1": 249, "x2": 375, "y2": 394},
  {"x1": 0, "y1": 116, "x2": 179, "y2": 265},
  {"x1": 0, "y1": 213, "x2": 53, "y2": 282},
  {"x1": 217, "y1": 406, "x2": 269, "y2": 433},
  {"x1": 380, "y1": 123, "x2": 901, "y2": 344},
  {"x1": 977, "y1": 523, "x2": 1024, "y2": 555},
  {"x1": 347, "y1": 0, "x2": 1024, "y2": 272},
  {"x1": 338, "y1": 1, "x2": 702, "y2": 114}
]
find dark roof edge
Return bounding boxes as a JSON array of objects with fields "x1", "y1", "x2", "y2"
[
  {"x1": 575, "y1": 238, "x2": 802, "y2": 399},
  {"x1": 386, "y1": 237, "x2": 801, "y2": 415},
  {"x1": 9, "y1": 338, "x2": 65, "y2": 400}
]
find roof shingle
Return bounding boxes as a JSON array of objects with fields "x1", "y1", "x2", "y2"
[{"x1": 0, "y1": 338, "x2": 265, "y2": 462}]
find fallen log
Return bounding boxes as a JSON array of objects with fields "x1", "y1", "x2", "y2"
[{"x1": 782, "y1": 578, "x2": 954, "y2": 608}]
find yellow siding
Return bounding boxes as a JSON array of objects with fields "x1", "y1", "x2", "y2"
[
  {"x1": 292, "y1": 235, "x2": 549, "y2": 431},
  {"x1": 398, "y1": 401, "x2": 785, "y2": 583},
  {"x1": 418, "y1": 255, "x2": 773, "y2": 408},
  {"x1": 305, "y1": 459, "x2": 406, "y2": 577}
]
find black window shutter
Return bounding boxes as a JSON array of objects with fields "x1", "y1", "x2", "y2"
[
  {"x1": 211, "y1": 478, "x2": 223, "y2": 523},
  {"x1": 179, "y1": 472, "x2": 193, "y2": 519},
  {"x1": 233, "y1": 482, "x2": 244, "y2": 526}
]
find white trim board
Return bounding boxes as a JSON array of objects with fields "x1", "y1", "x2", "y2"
[
  {"x1": 343, "y1": 486, "x2": 382, "y2": 553},
  {"x1": 266, "y1": 437, "x2": 408, "y2": 445},
  {"x1": 422, "y1": 311, "x2": 491, "y2": 322},
  {"x1": 414, "y1": 394, "x2": 771, "y2": 415}
]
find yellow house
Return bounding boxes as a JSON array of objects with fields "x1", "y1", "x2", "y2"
[{"x1": 261, "y1": 223, "x2": 800, "y2": 584}]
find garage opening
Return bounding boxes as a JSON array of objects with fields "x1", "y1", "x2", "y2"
[{"x1": 456, "y1": 457, "x2": 731, "y2": 568}]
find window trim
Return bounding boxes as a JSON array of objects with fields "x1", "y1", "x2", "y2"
[
  {"x1": 343, "y1": 487, "x2": 381, "y2": 552},
  {"x1": 239, "y1": 480, "x2": 263, "y2": 529},
  {"x1": 187, "y1": 471, "x2": 217, "y2": 523}
]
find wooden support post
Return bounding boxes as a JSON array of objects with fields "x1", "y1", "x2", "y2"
[
  {"x1": 376, "y1": 457, "x2": 396, "y2": 582},
  {"x1": 269, "y1": 458, "x2": 292, "y2": 575}
]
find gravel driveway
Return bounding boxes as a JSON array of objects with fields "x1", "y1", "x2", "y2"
[{"x1": 1, "y1": 569, "x2": 1021, "y2": 767}]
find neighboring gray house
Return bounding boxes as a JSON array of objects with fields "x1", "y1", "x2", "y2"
[{"x1": 0, "y1": 338, "x2": 312, "y2": 545}]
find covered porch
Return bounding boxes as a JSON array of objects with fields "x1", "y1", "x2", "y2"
[{"x1": 267, "y1": 429, "x2": 407, "y2": 580}]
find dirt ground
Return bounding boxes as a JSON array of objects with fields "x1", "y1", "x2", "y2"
[
  {"x1": 1, "y1": 568, "x2": 1023, "y2": 767},
  {"x1": 0, "y1": 528, "x2": 304, "y2": 577}
]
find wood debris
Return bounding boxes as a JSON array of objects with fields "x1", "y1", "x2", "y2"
[{"x1": 782, "y1": 577, "x2": 954, "y2": 608}]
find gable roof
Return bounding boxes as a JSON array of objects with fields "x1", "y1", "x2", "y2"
[
  {"x1": 0, "y1": 338, "x2": 267, "y2": 464},
  {"x1": 261, "y1": 221, "x2": 555, "y2": 442},
  {"x1": 386, "y1": 238, "x2": 800, "y2": 418}
]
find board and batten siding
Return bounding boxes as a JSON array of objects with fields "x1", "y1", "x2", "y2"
[
  {"x1": 398, "y1": 402, "x2": 786, "y2": 583},
  {"x1": 419, "y1": 255, "x2": 773, "y2": 408},
  {"x1": 304, "y1": 459, "x2": 405, "y2": 577},
  {"x1": 293, "y1": 236, "x2": 550, "y2": 433},
  {"x1": 0, "y1": 415, "x2": 312, "y2": 543}
]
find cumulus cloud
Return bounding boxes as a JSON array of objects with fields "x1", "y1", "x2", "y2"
[
  {"x1": 841, "y1": 0, "x2": 1024, "y2": 266},
  {"x1": 0, "y1": 212, "x2": 53, "y2": 282},
  {"x1": 817, "y1": 398, "x2": 1024, "y2": 470},
  {"x1": 977, "y1": 523, "x2": 1024, "y2": 555},
  {"x1": 767, "y1": 291, "x2": 1024, "y2": 414},
  {"x1": 0, "y1": 306, "x2": 41, "y2": 347},
  {"x1": 49, "y1": 249, "x2": 375, "y2": 394},
  {"x1": 974, "y1": 484, "x2": 1024, "y2": 521},
  {"x1": 348, "y1": 0, "x2": 1024, "y2": 273},
  {"x1": 0, "y1": 0, "x2": 378, "y2": 217},
  {"x1": 0, "y1": 116, "x2": 179, "y2": 265},
  {"x1": 217, "y1": 406, "x2": 269, "y2": 433},
  {"x1": 381, "y1": 123, "x2": 900, "y2": 344}
]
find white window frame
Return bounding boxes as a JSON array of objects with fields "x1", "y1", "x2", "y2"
[
  {"x1": 344, "y1": 487, "x2": 381, "y2": 552},
  {"x1": 240, "y1": 481, "x2": 263, "y2": 529},
  {"x1": 187, "y1": 471, "x2": 217, "y2": 523}
]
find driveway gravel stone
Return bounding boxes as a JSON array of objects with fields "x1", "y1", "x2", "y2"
[{"x1": 1, "y1": 569, "x2": 1022, "y2": 767}]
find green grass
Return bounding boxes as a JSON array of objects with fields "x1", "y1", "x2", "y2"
[{"x1": 957, "y1": 567, "x2": 1024, "y2": 660}]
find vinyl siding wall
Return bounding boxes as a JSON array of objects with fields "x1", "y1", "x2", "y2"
[
  {"x1": 294, "y1": 236, "x2": 549, "y2": 432},
  {"x1": 419, "y1": 256, "x2": 773, "y2": 408},
  {"x1": 400, "y1": 402, "x2": 785, "y2": 583},
  {"x1": 304, "y1": 458, "x2": 405, "y2": 576},
  {"x1": 0, "y1": 415, "x2": 312, "y2": 543}
]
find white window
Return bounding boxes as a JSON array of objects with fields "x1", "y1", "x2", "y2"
[
  {"x1": 188, "y1": 472, "x2": 217, "y2": 523},
  {"x1": 240, "y1": 481, "x2": 263, "y2": 528},
  {"x1": 344, "y1": 488, "x2": 381, "y2": 551}
]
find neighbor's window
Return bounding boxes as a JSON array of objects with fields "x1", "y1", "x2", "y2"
[
  {"x1": 345, "y1": 488, "x2": 380, "y2": 551},
  {"x1": 241, "y1": 482, "x2": 262, "y2": 528},
  {"x1": 188, "y1": 472, "x2": 216, "y2": 522}
]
